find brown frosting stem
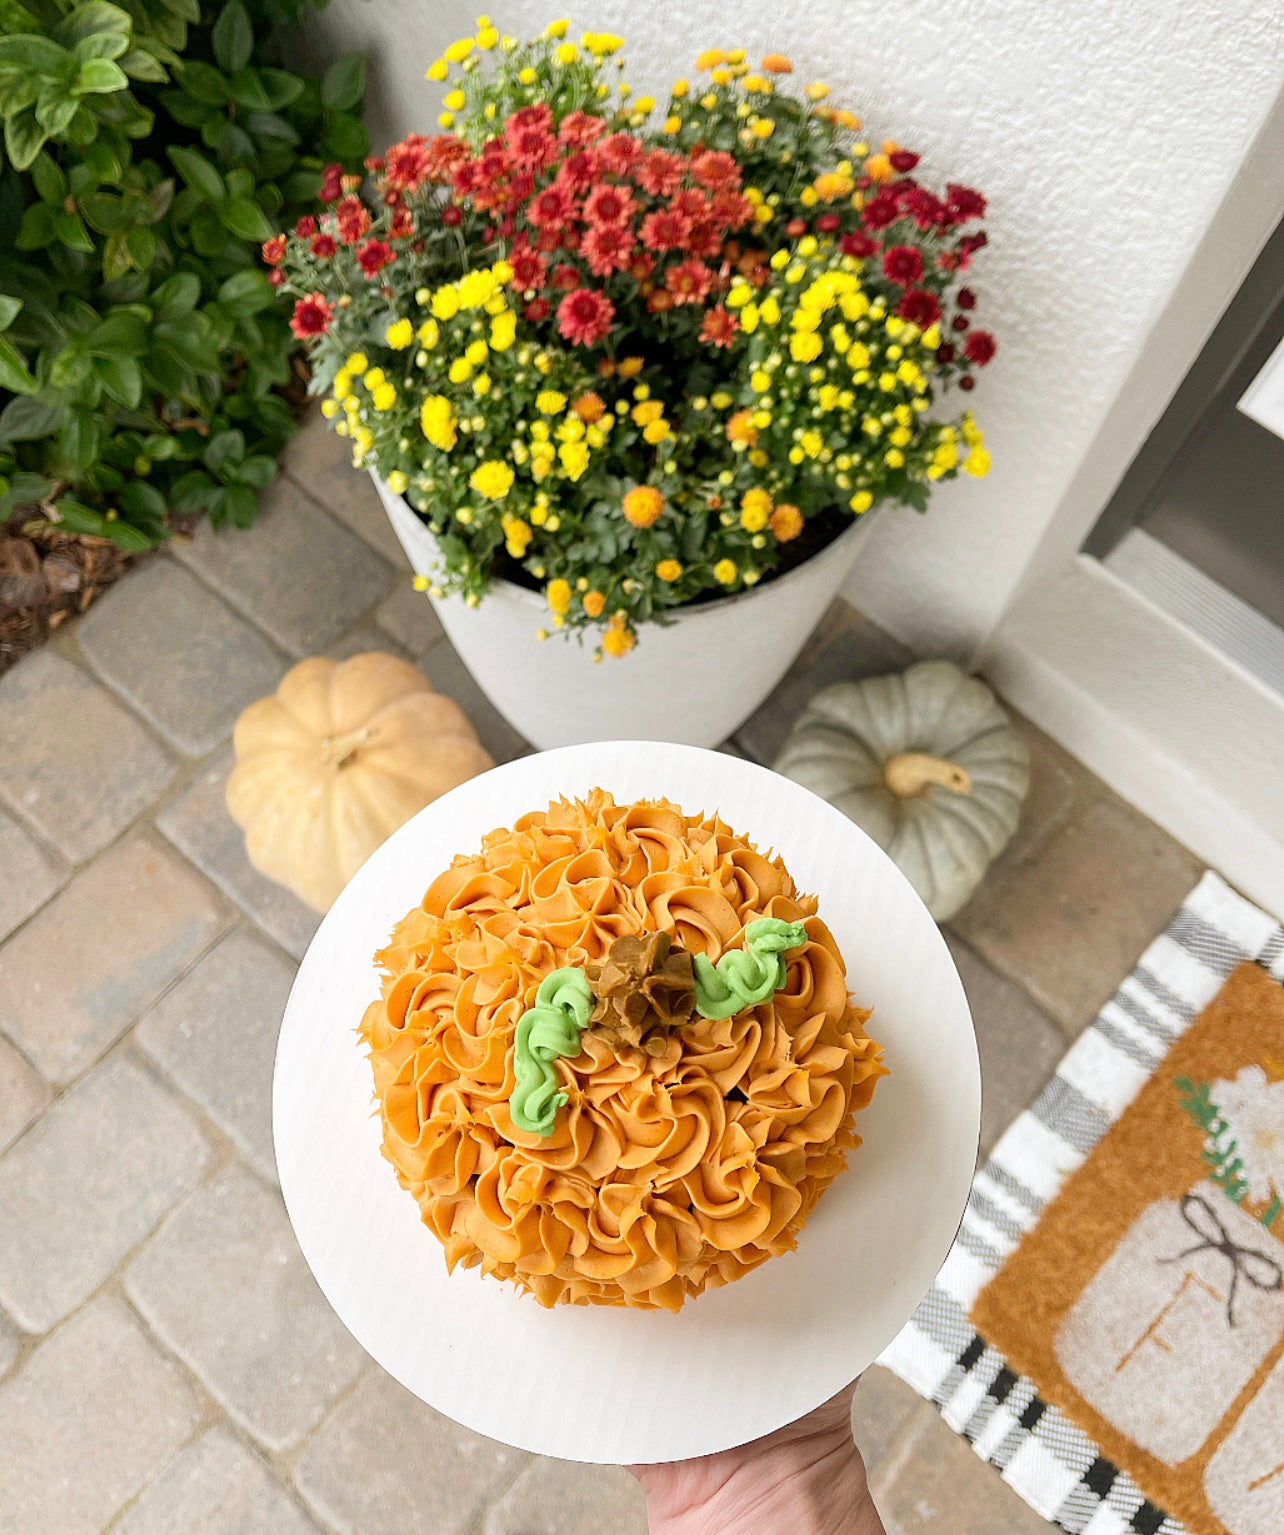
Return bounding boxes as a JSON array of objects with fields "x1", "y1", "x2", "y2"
[{"x1": 584, "y1": 931, "x2": 697, "y2": 1055}]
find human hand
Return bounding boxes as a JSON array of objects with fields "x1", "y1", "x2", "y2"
[{"x1": 629, "y1": 1381, "x2": 886, "y2": 1535}]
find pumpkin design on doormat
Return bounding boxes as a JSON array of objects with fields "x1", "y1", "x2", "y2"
[{"x1": 971, "y1": 962, "x2": 1284, "y2": 1535}]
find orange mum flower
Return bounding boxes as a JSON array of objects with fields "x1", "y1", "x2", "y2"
[
  {"x1": 770, "y1": 503, "x2": 803, "y2": 542},
  {"x1": 572, "y1": 391, "x2": 606, "y2": 423},
  {"x1": 582, "y1": 590, "x2": 606, "y2": 617},
  {"x1": 760, "y1": 53, "x2": 793, "y2": 73},
  {"x1": 602, "y1": 615, "x2": 636, "y2": 656},
  {"x1": 726, "y1": 409, "x2": 758, "y2": 447},
  {"x1": 622, "y1": 485, "x2": 665, "y2": 527},
  {"x1": 864, "y1": 153, "x2": 894, "y2": 184}
]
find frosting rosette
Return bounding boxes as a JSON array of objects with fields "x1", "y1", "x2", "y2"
[{"x1": 360, "y1": 789, "x2": 886, "y2": 1311}]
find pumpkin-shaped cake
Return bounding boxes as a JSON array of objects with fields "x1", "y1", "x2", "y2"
[{"x1": 360, "y1": 790, "x2": 885, "y2": 1311}]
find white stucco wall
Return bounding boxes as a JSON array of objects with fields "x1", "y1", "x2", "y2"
[{"x1": 299, "y1": 0, "x2": 1283, "y2": 654}]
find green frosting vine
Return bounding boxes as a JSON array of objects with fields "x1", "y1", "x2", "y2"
[
  {"x1": 691, "y1": 918, "x2": 810, "y2": 1020},
  {"x1": 510, "y1": 967, "x2": 594, "y2": 1136},
  {"x1": 508, "y1": 920, "x2": 808, "y2": 1136}
]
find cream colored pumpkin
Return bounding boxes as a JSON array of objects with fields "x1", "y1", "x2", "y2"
[
  {"x1": 227, "y1": 652, "x2": 493, "y2": 913},
  {"x1": 774, "y1": 659, "x2": 1030, "y2": 921}
]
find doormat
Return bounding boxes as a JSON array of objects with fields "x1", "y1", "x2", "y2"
[{"x1": 879, "y1": 872, "x2": 1284, "y2": 1535}]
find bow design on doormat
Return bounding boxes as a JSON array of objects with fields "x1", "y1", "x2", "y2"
[{"x1": 1158, "y1": 1191, "x2": 1283, "y2": 1327}]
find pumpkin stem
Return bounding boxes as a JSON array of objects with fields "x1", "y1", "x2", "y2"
[
  {"x1": 883, "y1": 751, "x2": 972, "y2": 797},
  {"x1": 321, "y1": 724, "x2": 378, "y2": 769}
]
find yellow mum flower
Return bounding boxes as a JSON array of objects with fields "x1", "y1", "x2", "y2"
[
  {"x1": 805, "y1": 81, "x2": 829, "y2": 100},
  {"x1": 740, "y1": 487, "x2": 772, "y2": 532},
  {"x1": 470, "y1": 460, "x2": 514, "y2": 499},
  {"x1": 965, "y1": 447, "x2": 990, "y2": 477},
  {"x1": 346, "y1": 352, "x2": 368, "y2": 374},
  {"x1": 385, "y1": 470, "x2": 408, "y2": 495},
  {"x1": 850, "y1": 490, "x2": 874, "y2": 512},
  {"x1": 431, "y1": 285, "x2": 460, "y2": 320},
  {"x1": 555, "y1": 41, "x2": 579, "y2": 64},
  {"x1": 443, "y1": 37, "x2": 473, "y2": 62},
  {"x1": 671, "y1": 77, "x2": 689, "y2": 97},
  {"x1": 371, "y1": 383, "x2": 397, "y2": 411},
  {"x1": 490, "y1": 310, "x2": 516, "y2": 350},
  {"x1": 656, "y1": 559, "x2": 682, "y2": 582},
  {"x1": 546, "y1": 578, "x2": 572, "y2": 614},
  {"x1": 443, "y1": 89, "x2": 465, "y2": 110},
  {"x1": 385, "y1": 317, "x2": 414, "y2": 350},
  {"x1": 663, "y1": 114, "x2": 682, "y2": 134},
  {"x1": 602, "y1": 623, "x2": 635, "y2": 658},
  {"x1": 750, "y1": 117, "x2": 774, "y2": 139},
  {"x1": 622, "y1": 485, "x2": 664, "y2": 527},
  {"x1": 448, "y1": 357, "x2": 473, "y2": 384},
  {"x1": 425, "y1": 60, "x2": 448, "y2": 81},
  {"x1": 320, "y1": 397, "x2": 340, "y2": 418},
  {"x1": 559, "y1": 440, "x2": 590, "y2": 480},
  {"x1": 537, "y1": 389, "x2": 567, "y2": 414},
  {"x1": 417, "y1": 319, "x2": 440, "y2": 349},
  {"x1": 864, "y1": 153, "x2": 894, "y2": 183},
  {"x1": 518, "y1": 65, "x2": 537, "y2": 84},
  {"x1": 477, "y1": 25, "x2": 499, "y2": 48},
  {"x1": 420, "y1": 395, "x2": 457, "y2": 451},
  {"x1": 642, "y1": 419, "x2": 669, "y2": 445},
  {"x1": 464, "y1": 339, "x2": 489, "y2": 367},
  {"x1": 713, "y1": 559, "x2": 738, "y2": 585},
  {"x1": 695, "y1": 49, "x2": 726, "y2": 70},
  {"x1": 331, "y1": 369, "x2": 352, "y2": 401},
  {"x1": 617, "y1": 356, "x2": 644, "y2": 379},
  {"x1": 790, "y1": 331, "x2": 823, "y2": 363},
  {"x1": 632, "y1": 399, "x2": 664, "y2": 426}
]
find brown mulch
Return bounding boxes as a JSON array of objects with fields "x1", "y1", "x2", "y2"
[{"x1": 0, "y1": 519, "x2": 147, "y2": 677}]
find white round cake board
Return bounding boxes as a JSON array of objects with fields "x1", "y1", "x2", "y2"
[{"x1": 274, "y1": 741, "x2": 980, "y2": 1464}]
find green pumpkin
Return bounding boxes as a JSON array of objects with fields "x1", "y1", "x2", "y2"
[{"x1": 774, "y1": 660, "x2": 1030, "y2": 920}]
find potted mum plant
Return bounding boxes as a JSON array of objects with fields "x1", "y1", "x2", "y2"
[{"x1": 270, "y1": 20, "x2": 995, "y2": 748}]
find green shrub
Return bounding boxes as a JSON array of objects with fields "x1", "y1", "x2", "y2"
[{"x1": 0, "y1": 0, "x2": 368, "y2": 550}]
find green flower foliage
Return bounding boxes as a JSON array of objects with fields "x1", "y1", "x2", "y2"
[{"x1": 0, "y1": 0, "x2": 368, "y2": 548}]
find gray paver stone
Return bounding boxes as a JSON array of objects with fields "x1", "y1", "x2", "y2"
[
  {"x1": 375, "y1": 579, "x2": 445, "y2": 656},
  {"x1": 295, "y1": 1368, "x2": 524, "y2": 1535},
  {"x1": 0, "y1": 808, "x2": 65, "y2": 941},
  {"x1": 157, "y1": 749, "x2": 320, "y2": 961},
  {"x1": 126, "y1": 1162, "x2": 366, "y2": 1451},
  {"x1": 0, "y1": 1036, "x2": 51, "y2": 1156},
  {"x1": 116, "y1": 1425, "x2": 323, "y2": 1535},
  {"x1": 77, "y1": 560, "x2": 287, "y2": 755},
  {"x1": 0, "y1": 1052, "x2": 210, "y2": 1332},
  {"x1": 0, "y1": 649, "x2": 175, "y2": 862},
  {"x1": 483, "y1": 1458, "x2": 647, "y2": 1535},
  {"x1": 282, "y1": 409, "x2": 408, "y2": 567},
  {"x1": 0, "y1": 1293, "x2": 201, "y2": 1535},
  {"x1": 137, "y1": 927, "x2": 294, "y2": 1183},
  {"x1": 851, "y1": 1365, "x2": 928, "y2": 1477},
  {"x1": 0, "y1": 832, "x2": 227, "y2": 1083},
  {"x1": 327, "y1": 623, "x2": 408, "y2": 662},
  {"x1": 172, "y1": 475, "x2": 394, "y2": 657},
  {"x1": 419, "y1": 641, "x2": 528, "y2": 764}
]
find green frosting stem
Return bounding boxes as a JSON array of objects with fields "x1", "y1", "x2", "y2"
[
  {"x1": 692, "y1": 918, "x2": 809, "y2": 1021},
  {"x1": 510, "y1": 967, "x2": 594, "y2": 1136}
]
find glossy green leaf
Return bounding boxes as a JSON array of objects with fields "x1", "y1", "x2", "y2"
[
  {"x1": 75, "y1": 57, "x2": 128, "y2": 94},
  {"x1": 31, "y1": 153, "x2": 66, "y2": 205},
  {"x1": 0, "y1": 297, "x2": 21, "y2": 331},
  {"x1": 102, "y1": 230, "x2": 132, "y2": 280},
  {"x1": 119, "y1": 479, "x2": 166, "y2": 524},
  {"x1": 168, "y1": 468, "x2": 215, "y2": 511},
  {"x1": 217, "y1": 268, "x2": 273, "y2": 317},
  {"x1": 87, "y1": 310, "x2": 147, "y2": 355},
  {"x1": 73, "y1": 30, "x2": 129, "y2": 62},
  {"x1": 321, "y1": 53, "x2": 364, "y2": 112},
  {"x1": 323, "y1": 111, "x2": 367, "y2": 161},
  {"x1": 233, "y1": 453, "x2": 275, "y2": 487},
  {"x1": 79, "y1": 190, "x2": 131, "y2": 232},
  {"x1": 160, "y1": 0, "x2": 200, "y2": 21},
  {"x1": 0, "y1": 35, "x2": 70, "y2": 72},
  {"x1": 0, "y1": 74, "x2": 40, "y2": 116},
  {"x1": 59, "y1": 406, "x2": 102, "y2": 465},
  {"x1": 50, "y1": 496, "x2": 108, "y2": 533},
  {"x1": 159, "y1": 87, "x2": 214, "y2": 126},
  {"x1": 227, "y1": 66, "x2": 271, "y2": 112},
  {"x1": 176, "y1": 59, "x2": 228, "y2": 104},
  {"x1": 0, "y1": 337, "x2": 37, "y2": 393},
  {"x1": 211, "y1": 0, "x2": 252, "y2": 74},
  {"x1": 256, "y1": 67, "x2": 303, "y2": 110},
  {"x1": 82, "y1": 138, "x2": 122, "y2": 181},
  {"x1": 123, "y1": 223, "x2": 154, "y2": 268},
  {"x1": 220, "y1": 194, "x2": 273, "y2": 242},
  {"x1": 153, "y1": 271, "x2": 200, "y2": 311},
  {"x1": 204, "y1": 427, "x2": 244, "y2": 470},
  {"x1": 54, "y1": 2, "x2": 132, "y2": 48},
  {"x1": 55, "y1": 210, "x2": 95, "y2": 252},
  {"x1": 118, "y1": 48, "x2": 168, "y2": 81},
  {"x1": 168, "y1": 144, "x2": 224, "y2": 203},
  {"x1": 97, "y1": 351, "x2": 142, "y2": 405},
  {"x1": 0, "y1": 396, "x2": 64, "y2": 443},
  {"x1": 4, "y1": 108, "x2": 47, "y2": 170}
]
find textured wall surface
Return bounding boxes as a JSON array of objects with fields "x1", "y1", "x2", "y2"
[{"x1": 300, "y1": 0, "x2": 1283, "y2": 652}]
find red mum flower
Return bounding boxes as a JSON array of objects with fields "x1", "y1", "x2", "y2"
[
  {"x1": 640, "y1": 207, "x2": 692, "y2": 250},
  {"x1": 685, "y1": 219, "x2": 723, "y2": 259},
  {"x1": 689, "y1": 149, "x2": 739, "y2": 192},
  {"x1": 527, "y1": 184, "x2": 573, "y2": 229},
  {"x1": 635, "y1": 149, "x2": 686, "y2": 198},
  {"x1": 861, "y1": 191, "x2": 900, "y2": 230},
  {"x1": 582, "y1": 221, "x2": 635, "y2": 276},
  {"x1": 389, "y1": 205, "x2": 414, "y2": 239},
  {"x1": 508, "y1": 103, "x2": 553, "y2": 138},
  {"x1": 267, "y1": 268, "x2": 285, "y2": 287},
  {"x1": 356, "y1": 239, "x2": 394, "y2": 277},
  {"x1": 555, "y1": 149, "x2": 599, "y2": 194},
  {"x1": 508, "y1": 238, "x2": 547, "y2": 291},
  {"x1": 897, "y1": 288, "x2": 941, "y2": 327},
  {"x1": 816, "y1": 212, "x2": 841, "y2": 234},
  {"x1": 584, "y1": 182, "x2": 636, "y2": 226},
  {"x1": 261, "y1": 234, "x2": 286, "y2": 266},
  {"x1": 889, "y1": 149, "x2": 920, "y2": 173},
  {"x1": 957, "y1": 287, "x2": 977, "y2": 310},
  {"x1": 785, "y1": 218, "x2": 807, "y2": 238},
  {"x1": 952, "y1": 314, "x2": 970, "y2": 331},
  {"x1": 505, "y1": 120, "x2": 557, "y2": 172},
  {"x1": 559, "y1": 110, "x2": 608, "y2": 146},
  {"x1": 882, "y1": 244, "x2": 923, "y2": 284},
  {"x1": 647, "y1": 287, "x2": 674, "y2": 313},
  {"x1": 334, "y1": 195, "x2": 370, "y2": 244},
  {"x1": 596, "y1": 132, "x2": 644, "y2": 176},
  {"x1": 959, "y1": 374, "x2": 976, "y2": 391},
  {"x1": 901, "y1": 187, "x2": 946, "y2": 230},
  {"x1": 310, "y1": 233, "x2": 337, "y2": 258},
  {"x1": 710, "y1": 189, "x2": 753, "y2": 229},
  {"x1": 936, "y1": 342, "x2": 955, "y2": 363},
  {"x1": 525, "y1": 297, "x2": 551, "y2": 321},
  {"x1": 960, "y1": 231, "x2": 988, "y2": 256},
  {"x1": 557, "y1": 286, "x2": 615, "y2": 345},
  {"x1": 319, "y1": 163, "x2": 344, "y2": 202},
  {"x1": 963, "y1": 330, "x2": 996, "y2": 365},
  {"x1": 441, "y1": 203, "x2": 463, "y2": 227},
  {"x1": 699, "y1": 305, "x2": 739, "y2": 346},
  {"x1": 628, "y1": 251, "x2": 655, "y2": 282},
  {"x1": 290, "y1": 292, "x2": 333, "y2": 338},
  {"x1": 840, "y1": 231, "x2": 878, "y2": 258},
  {"x1": 552, "y1": 263, "x2": 581, "y2": 291},
  {"x1": 452, "y1": 159, "x2": 486, "y2": 197},
  {"x1": 670, "y1": 188, "x2": 710, "y2": 223},
  {"x1": 665, "y1": 259, "x2": 713, "y2": 304},
  {"x1": 947, "y1": 184, "x2": 987, "y2": 221},
  {"x1": 384, "y1": 133, "x2": 432, "y2": 190},
  {"x1": 424, "y1": 134, "x2": 470, "y2": 180},
  {"x1": 937, "y1": 249, "x2": 960, "y2": 272},
  {"x1": 293, "y1": 215, "x2": 317, "y2": 238}
]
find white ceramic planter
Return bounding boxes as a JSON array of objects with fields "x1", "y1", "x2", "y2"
[{"x1": 372, "y1": 475, "x2": 878, "y2": 749}]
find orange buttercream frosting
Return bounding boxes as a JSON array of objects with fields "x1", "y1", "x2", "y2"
[{"x1": 360, "y1": 790, "x2": 886, "y2": 1310}]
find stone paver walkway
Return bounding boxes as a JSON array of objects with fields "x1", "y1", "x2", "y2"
[{"x1": 0, "y1": 410, "x2": 1204, "y2": 1534}]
